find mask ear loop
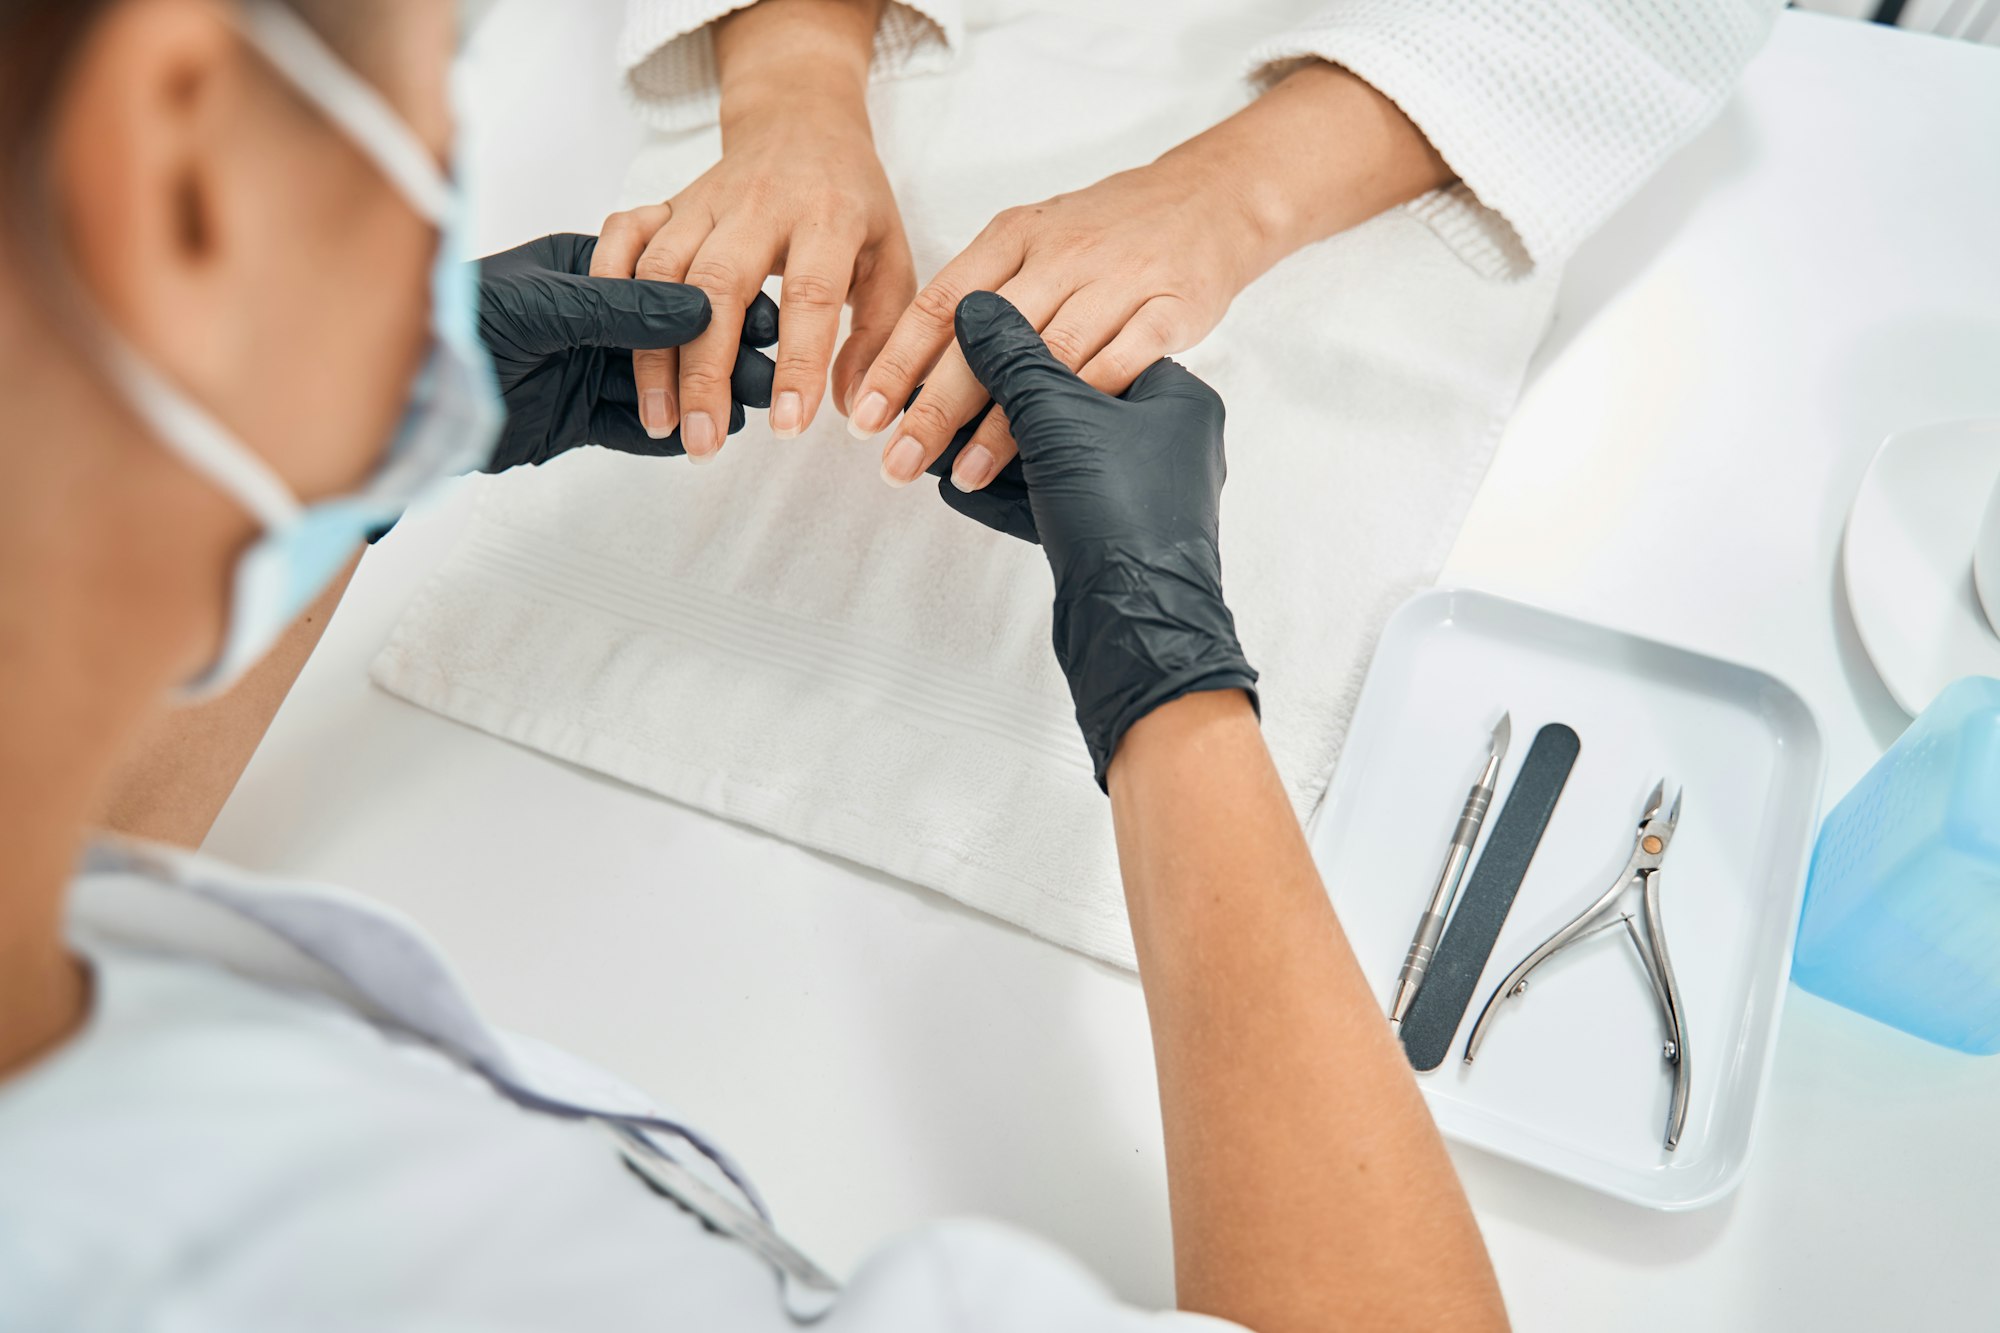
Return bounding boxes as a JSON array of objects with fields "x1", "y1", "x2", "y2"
[
  {"x1": 98, "y1": 331, "x2": 303, "y2": 532},
  {"x1": 76, "y1": 3, "x2": 468, "y2": 634},
  {"x1": 80, "y1": 4, "x2": 454, "y2": 536},
  {"x1": 233, "y1": 1, "x2": 454, "y2": 227}
]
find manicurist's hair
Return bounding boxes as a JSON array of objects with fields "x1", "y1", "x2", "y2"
[{"x1": 0, "y1": 2, "x2": 116, "y2": 233}]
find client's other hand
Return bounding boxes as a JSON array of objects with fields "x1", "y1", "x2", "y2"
[
  {"x1": 946, "y1": 292, "x2": 1258, "y2": 787},
  {"x1": 849, "y1": 61, "x2": 1455, "y2": 494},
  {"x1": 478, "y1": 233, "x2": 776, "y2": 472},
  {"x1": 849, "y1": 162, "x2": 1255, "y2": 493},
  {"x1": 590, "y1": 0, "x2": 916, "y2": 462}
]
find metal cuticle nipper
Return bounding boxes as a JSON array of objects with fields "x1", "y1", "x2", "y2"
[{"x1": 1463, "y1": 781, "x2": 1691, "y2": 1151}]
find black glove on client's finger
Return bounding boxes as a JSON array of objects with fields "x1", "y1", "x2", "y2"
[
  {"x1": 923, "y1": 404, "x2": 1038, "y2": 543},
  {"x1": 477, "y1": 232, "x2": 777, "y2": 472},
  {"x1": 941, "y1": 291, "x2": 1259, "y2": 789}
]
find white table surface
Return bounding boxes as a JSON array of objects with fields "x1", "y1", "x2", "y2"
[{"x1": 205, "y1": 9, "x2": 2000, "y2": 1330}]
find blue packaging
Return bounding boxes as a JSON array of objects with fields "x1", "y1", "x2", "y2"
[{"x1": 1794, "y1": 676, "x2": 2000, "y2": 1053}]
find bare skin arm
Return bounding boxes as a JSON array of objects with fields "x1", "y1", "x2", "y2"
[
  {"x1": 1110, "y1": 691, "x2": 1509, "y2": 1333},
  {"x1": 943, "y1": 290, "x2": 1505, "y2": 1330},
  {"x1": 94, "y1": 559, "x2": 355, "y2": 847}
]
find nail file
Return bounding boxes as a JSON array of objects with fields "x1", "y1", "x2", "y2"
[{"x1": 1399, "y1": 722, "x2": 1581, "y2": 1072}]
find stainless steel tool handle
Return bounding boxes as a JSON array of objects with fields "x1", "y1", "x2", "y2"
[{"x1": 1388, "y1": 816, "x2": 1480, "y2": 1027}]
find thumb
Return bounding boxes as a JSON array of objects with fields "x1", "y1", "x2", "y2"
[
  {"x1": 953, "y1": 292, "x2": 1095, "y2": 433},
  {"x1": 481, "y1": 270, "x2": 711, "y2": 359},
  {"x1": 1119, "y1": 356, "x2": 1221, "y2": 410},
  {"x1": 478, "y1": 231, "x2": 598, "y2": 280}
]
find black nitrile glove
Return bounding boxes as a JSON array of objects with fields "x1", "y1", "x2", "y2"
[
  {"x1": 943, "y1": 291, "x2": 1258, "y2": 788},
  {"x1": 924, "y1": 402, "x2": 1039, "y2": 542},
  {"x1": 477, "y1": 233, "x2": 777, "y2": 472}
]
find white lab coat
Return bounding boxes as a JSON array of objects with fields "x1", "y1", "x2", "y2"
[{"x1": 0, "y1": 843, "x2": 1235, "y2": 1331}]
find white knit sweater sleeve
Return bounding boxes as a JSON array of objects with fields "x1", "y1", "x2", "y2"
[
  {"x1": 619, "y1": 0, "x2": 962, "y2": 133},
  {"x1": 1249, "y1": 0, "x2": 1781, "y2": 278}
]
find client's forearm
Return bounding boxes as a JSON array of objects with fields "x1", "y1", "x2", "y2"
[
  {"x1": 1108, "y1": 690, "x2": 1507, "y2": 1333},
  {"x1": 94, "y1": 558, "x2": 355, "y2": 847},
  {"x1": 1161, "y1": 61, "x2": 1455, "y2": 287}
]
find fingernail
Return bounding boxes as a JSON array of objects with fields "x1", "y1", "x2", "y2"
[
  {"x1": 682, "y1": 411, "x2": 718, "y2": 457},
  {"x1": 642, "y1": 390, "x2": 673, "y2": 440},
  {"x1": 881, "y1": 435, "x2": 925, "y2": 487},
  {"x1": 849, "y1": 391, "x2": 890, "y2": 439},
  {"x1": 771, "y1": 390, "x2": 803, "y2": 439},
  {"x1": 688, "y1": 448, "x2": 714, "y2": 466},
  {"x1": 950, "y1": 444, "x2": 998, "y2": 493}
]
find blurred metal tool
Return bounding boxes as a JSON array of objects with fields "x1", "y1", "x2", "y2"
[
  {"x1": 1464, "y1": 781, "x2": 1691, "y2": 1150},
  {"x1": 1387, "y1": 714, "x2": 1511, "y2": 1034}
]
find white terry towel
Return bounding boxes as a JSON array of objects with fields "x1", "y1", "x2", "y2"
[{"x1": 373, "y1": 2, "x2": 1560, "y2": 969}]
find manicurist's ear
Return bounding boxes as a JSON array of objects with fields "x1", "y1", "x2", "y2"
[{"x1": 51, "y1": 0, "x2": 248, "y2": 373}]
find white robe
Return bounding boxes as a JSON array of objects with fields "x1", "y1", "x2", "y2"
[{"x1": 616, "y1": 0, "x2": 1781, "y2": 278}]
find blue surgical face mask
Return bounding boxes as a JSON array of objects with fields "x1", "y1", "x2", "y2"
[{"x1": 98, "y1": 1, "x2": 501, "y2": 698}]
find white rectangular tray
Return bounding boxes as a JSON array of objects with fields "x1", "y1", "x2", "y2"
[{"x1": 1309, "y1": 588, "x2": 1824, "y2": 1209}]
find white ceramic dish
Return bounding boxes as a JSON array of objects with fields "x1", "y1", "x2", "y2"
[
  {"x1": 1841, "y1": 418, "x2": 2000, "y2": 717},
  {"x1": 1308, "y1": 589, "x2": 1824, "y2": 1210}
]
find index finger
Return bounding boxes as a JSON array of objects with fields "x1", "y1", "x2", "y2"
[
  {"x1": 952, "y1": 290, "x2": 1093, "y2": 424},
  {"x1": 593, "y1": 203, "x2": 682, "y2": 439},
  {"x1": 590, "y1": 204, "x2": 675, "y2": 279},
  {"x1": 845, "y1": 226, "x2": 1024, "y2": 439}
]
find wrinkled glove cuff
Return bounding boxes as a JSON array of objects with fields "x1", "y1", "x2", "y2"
[{"x1": 1053, "y1": 548, "x2": 1260, "y2": 791}]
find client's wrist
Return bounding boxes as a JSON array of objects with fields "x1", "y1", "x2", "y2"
[
  {"x1": 724, "y1": 58, "x2": 870, "y2": 125},
  {"x1": 1156, "y1": 60, "x2": 1455, "y2": 279},
  {"x1": 1135, "y1": 147, "x2": 1290, "y2": 299},
  {"x1": 715, "y1": 0, "x2": 879, "y2": 137},
  {"x1": 1128, "y1": 147, "x2": 1280, "y2": 300},
  {"x1": 719, "y1": 67, "x2": 875, "y2": 155}
]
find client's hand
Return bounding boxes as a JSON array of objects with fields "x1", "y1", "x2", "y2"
[
  {"x1": 590, "y1": 0, "x2": 915, "y2": 460},
  {"x1": 851, "y1": 62, "x2": 1455, "y2": 492},
  {"x1": 478, "y1": 234, "x2": 776, "y2": 472},
  {"x1": 947, "y1": 292, "x2": 1259, "y2": 787},
  {"x1": 852, "y1": 162, "x2": 1256, "y2": 492}
]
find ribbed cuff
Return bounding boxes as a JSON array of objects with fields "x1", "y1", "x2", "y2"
[
  {"x1": 1404, "y1": 184, "x2": 1535, "y2": 283},
  {"x1": 1245, "y1": 1, "x2": 1780, "y2": 281}
]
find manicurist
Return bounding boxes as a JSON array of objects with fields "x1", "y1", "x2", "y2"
[{"x1": 0, "y1": 2, "x2": 1507, "y2": 1329}]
